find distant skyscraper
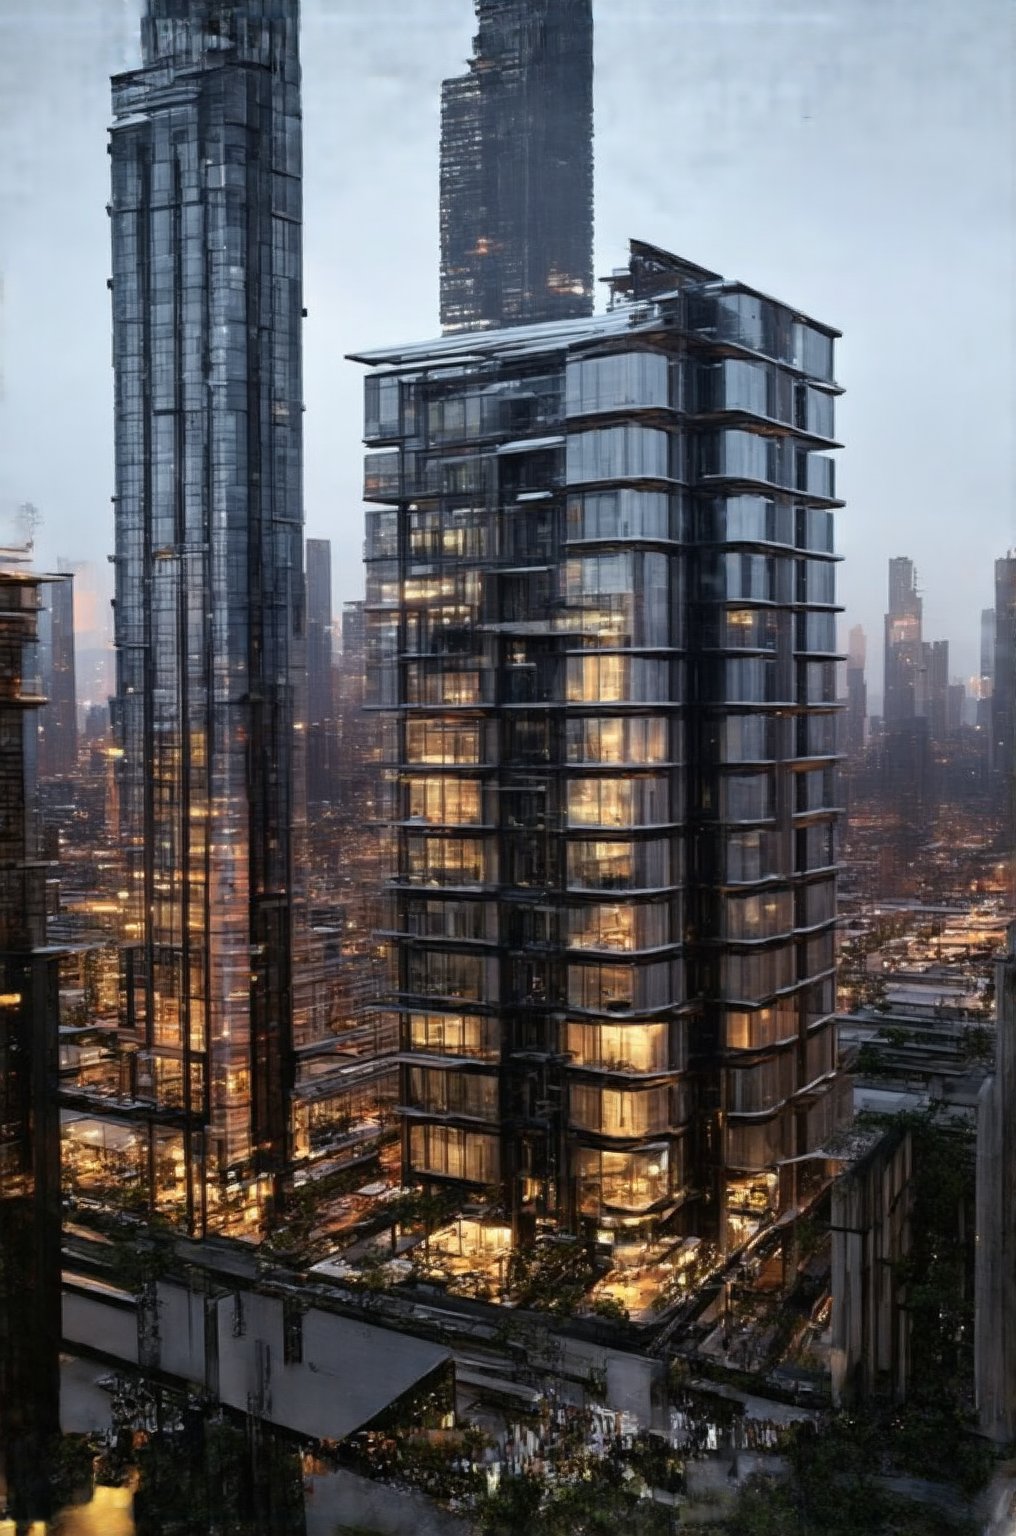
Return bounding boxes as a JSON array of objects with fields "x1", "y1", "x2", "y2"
[
  {"x1": 978, "y1": 606, "x2": 996, "y2": 731},
  {"x1": 0, "y1": 559, "x2": 61, "y2": 1522},
  {"x1": 306, "y1": 538, "x2": 335, "y2": 805},
  {"x1": 992, "y1": 556, "x2": 1016, "y2": 779},
  {"x1": 107, "y1": 0, "x2": 305, "y2": 1235},
  {"x1": 846, "y1": 624, "x2": 867, "y2": 755},
  {"x1": 37, "y1": 569, "x2": 77, "y2": 779},
  {"x1": 926, "y1": 638, "x2": 949, "y2": 743},
  {"x1": 440, "y1": 0, "x2": 594, "y2": 332},
  {"x1": 883, "y1": 557, "x2": 922, "y2": 726},
  {"x1": 981, "y1": 607, "x2": 996, "y2": 684},
  {"x1": 357, "y1": 239, "x2": 846, "y2": 1254}
]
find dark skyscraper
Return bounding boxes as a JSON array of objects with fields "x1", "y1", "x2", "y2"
[
  {"x1": 992, "y1": 554, "x2": 1016, "y2": 779},
  {"x1": 925, "y1": 637, "x2": 949, "y2": 743},
  {"x1": 440, "y1": 0, "x2": 594, "y2": 333},
  {"x1": 306, "y1": 537, "x2": 335, "y2": 805},
  {"x1": 357, "y1": 239, "x2": 846, "y2": 1255},
  {"x1": 846, "y1": 623, "x2": 867, "y2": 755},
  {"x1": 883, "y1": 556, "x2": 922, "y2": 726},
  {"x1": 107, "y1": 0, "x2": 305, "y2": 1235},
  {"x1": 978, "y1": 605, "x2": 995, "y2": 731},
  {"x1": 0, "y1": 560, "x2": 62, "y2": 1522},
  {"x1": 37, "y1": 569, "x2": 77, "y2": 780}
]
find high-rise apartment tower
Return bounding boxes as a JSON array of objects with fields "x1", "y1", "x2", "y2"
[
  {"x1": 356, "y1": 240, "x2": 846, "y2": 1254},
  {"x1": 440, "y1": 0, "x2": 594, "y2": 334},
  {"x1": 107, "y1": 0, "x2": 305, "y2": 1235}
]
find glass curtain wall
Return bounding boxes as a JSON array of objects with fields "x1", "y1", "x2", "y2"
[
  {"x1": 109, "y1": 0, "x2": 305, "y2": 1237},
  {"x1": 359, "y1": 241, "x2": 845, "y2": 1255}
]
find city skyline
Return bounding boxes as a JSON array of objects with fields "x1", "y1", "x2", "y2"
[
  {"x1": 0, "y1": 0, "x2": 1010, "y2": 687},
  {"x1": 0, "y1": 0, "x2": 1010, "y2": 1525}
]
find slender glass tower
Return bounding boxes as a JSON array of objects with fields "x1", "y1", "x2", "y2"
[
  {"x1": 109, "y1": 0, "x2": 305, "y2": 1235},
  {"x1": 440, "y1": 0, "x2": 594, "y2": 333}
]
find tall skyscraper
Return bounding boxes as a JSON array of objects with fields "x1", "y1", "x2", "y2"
[
  {"x1": 36, "y1": 569, "x2": 78, "y2": 779},
  {"x1": 992, "y1": 555, "x2": 1016, "y2": 779},
  {"x1": 845, "y1": 623, "x2": 866, "y2": 755},
  {"x1": 356, "y1": 239, "x2": 846, "y2": 1255},
  {"x1": 926, "y1": 637, "x2": 949, "y2": 743},
  {"x1": 883, "y1": 557, "x2": 922, "y2": 726},
  {"x1": 440, "y1": 0, "x2": 594, "y2": 333},
  {"x1": 0, "y1": 559, "x2": 62, "y2": 1523},
  {"x1": 978, "y1": 606, "x2": 995, "y2": 731},
  {"x1": 306, "y1": 537, "x2": 335, "y2": 805},
  {"x1": 107, "y1": 0, "x2": 305, "y2": 1235}
]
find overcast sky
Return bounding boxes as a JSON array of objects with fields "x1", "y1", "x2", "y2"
[{"x1": 0, "y1": 0, "x2": 1012, "y2": 695}]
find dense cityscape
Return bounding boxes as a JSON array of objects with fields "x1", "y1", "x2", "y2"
[{"x1": 0, "y1": 1, "x2": 1012, "y2": 1533}]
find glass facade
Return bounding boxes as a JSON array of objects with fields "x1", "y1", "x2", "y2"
[
  {"x1": 108, "y1": 0, "x2": 305, "y2": 1236},
  {"x1": 440, "y1": 0, "x2": 594, "y2": 332},
  {"x1": 359, "y1": 238, "x2": 845, "y2": 1252}
]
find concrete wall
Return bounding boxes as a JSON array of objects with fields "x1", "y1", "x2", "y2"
[
  {"x1": 214, "y1": 1292, "x2": 450, "y2": 1442},
  {"x1": 63, "y1": 1285, "x2": 139, "y2": 1366},
  {"x1": 156, "y1": 1279, "x2": 209, "y2": 1385},
  {"x1": 830, "y1": 1128, "x2": 912, "y2": 1405}
]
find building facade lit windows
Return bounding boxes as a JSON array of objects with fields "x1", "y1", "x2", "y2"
[
  {"x1": 356, "y1": 239, "x2": 848, "y2": 1254},
  {"x1": 106, "y1": 0, "x2": 305, "y2": 1235}
]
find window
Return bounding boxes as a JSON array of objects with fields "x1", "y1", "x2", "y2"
[
  {"x1": 408, "y1": 1124, "x2": 500, "y2": 1183},
  {"x1": 407, "y1": 1013, "x2": 500, "y2": 1061},
  {"x1": 727, "y1": 1116, "x2": 787, "y2": 1172},
  {"x1": 566, "y1": 1019, "x2": 672, "y2": 1073},
  {"x1": 566, "y1": 838, "x2": 674, "y2": 892},
  {"x1": 727, "y1": 1053, "x2": 797, "y2": 1114},
  {"x1": 797, "y1": 559, "x2": 836, "y2": 605},
  {"x1": 567, "y1": 490, "x2": 672, "y2": 542},
  {"x1": 576, "y1": 1145, "x2": 672, "y2": 1214},
  {"x1": 726, "y1": 1005, "x2": 798, "y2": 1051},
  {"x1": 720, "y1": 773, "x2": 773, "y2": 822},
  {"x1": 405, "y1": 721, "x2": 482, "y2": 766},
  {"x1": 566, "y1": 716, "x2": 671, "y2": 765},
  {"x1": 567, "y1": 960, "x2": 678, "y2": 1012},
  {"x1": 408, "y1": 1067, "x2": 498, "y2": 1121},
  {"x1": 720, "y1": 715, "x2": 774, "y2": 763},
  {"x1": 407, "y1": 776, "x2": 482, "y2": 825},
  {"x1": 723, "y1": 890, "x2": 793, "y2": 940},
  {"x1": 566, "y1": 654, "x2": 673, "y2": 704},
  {"x1": 565, "y1": 352, "x2": 670, "y2": 416},
  {"x1": 571, "y1": 1083, "x2": 669, "y2": 1136},
  {"x1": 403, "y1": 835, "x2": 490, "y2": 887},
  {"x1": 405, "y1": 950, "x2": 490, "y2": 1003},
  {"x1": 566, "y1": 425, "x2": 671, "y2": 485},
  {"x1": 721, "y1": 944, "x2": 796, "y2": 1003}
]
